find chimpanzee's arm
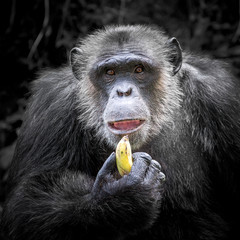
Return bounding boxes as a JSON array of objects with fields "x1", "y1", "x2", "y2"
[{"x1": 2, "y1": 153, "x2": 164, "y2": 240}]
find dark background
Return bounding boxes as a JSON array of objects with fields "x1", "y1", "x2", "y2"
[{"x1": 0, "y1": 0, "x2": 240, "y2": 210}]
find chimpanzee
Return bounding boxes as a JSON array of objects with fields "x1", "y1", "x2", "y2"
[{"x1": 1, "y1": 25, "x2": 240, "y2": 240}]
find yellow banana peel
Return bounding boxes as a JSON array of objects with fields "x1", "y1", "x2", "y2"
[{"x1": 116, "y1": 135, "x2": 133, "y2": 176}]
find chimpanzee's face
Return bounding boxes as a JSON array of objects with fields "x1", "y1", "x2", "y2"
[{"x1": 88, "y1": 50, "x2": 161, "y2": 148}]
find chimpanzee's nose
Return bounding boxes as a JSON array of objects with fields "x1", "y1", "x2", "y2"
[{"x1": 117, "y1": 87, "x2": 132, "y2": 97}]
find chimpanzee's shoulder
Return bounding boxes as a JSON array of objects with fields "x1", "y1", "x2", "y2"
[{"x1": 31, "y1": 66, "x2": 75, "y2": 93}]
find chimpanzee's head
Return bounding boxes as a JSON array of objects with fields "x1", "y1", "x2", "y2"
[{"x1": 70, "y1": 25, "x2": 182, "y2": 150}]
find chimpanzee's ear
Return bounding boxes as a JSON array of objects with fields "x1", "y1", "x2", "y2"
[
  {"x1": 70, "y1": 47, "x2": 83, "y2": 80},
  {"x1": 168, "y1": 37, "x2": 182, "y2": 75}
]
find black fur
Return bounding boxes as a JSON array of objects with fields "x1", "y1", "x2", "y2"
[{"x1": 1, "y1": 25, "x2": 240, "y2": 240}]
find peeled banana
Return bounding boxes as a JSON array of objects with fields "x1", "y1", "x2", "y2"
[{"x1": 116, "y1": 135, "x2": 133, "y2": 176}]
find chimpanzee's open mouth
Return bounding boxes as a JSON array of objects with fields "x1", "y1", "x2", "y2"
[{"x1": 108, "y1": 119, "x2": 145, "y2": 135}]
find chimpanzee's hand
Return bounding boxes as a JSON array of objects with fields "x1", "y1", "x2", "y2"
[{"x1": 91, "y1": 152, "x2": 165, "y2": 233}]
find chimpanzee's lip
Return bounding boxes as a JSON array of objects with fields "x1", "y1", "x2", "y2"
[{"x1": 107, "y1": 119, "x2": 145, "y2": 135}]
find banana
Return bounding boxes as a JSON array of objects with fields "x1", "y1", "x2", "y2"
[{"x1": 116, "y1": 135, "x2": 133, "y2": 176}]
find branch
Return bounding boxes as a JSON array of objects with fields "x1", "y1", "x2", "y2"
[
  {"x1": 27, "y1": 0, "x2": 50, "y2": 64},
  {"x1": 6, "y1": 0, "x2": 16, "y2": 34}
]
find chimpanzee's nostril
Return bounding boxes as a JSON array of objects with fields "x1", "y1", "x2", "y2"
[
  {"x1": 125, "y1": 88, "x2": 132, "y2": 96},
  {"x1": 117, "y1": 90, "x2": 123, "y2": 97},
  {"x1": 117, "y1": 88, "x2": 132, "y2": 97}
]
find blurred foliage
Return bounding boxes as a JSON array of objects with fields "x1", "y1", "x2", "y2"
[{"x1": 0, "y1": 0, "x2": 240, "y2": 206}]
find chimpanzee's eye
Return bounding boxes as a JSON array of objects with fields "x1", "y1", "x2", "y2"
[
  {"x1": 106, "y1": 69, "x2": 115, "y2": 75},
  {"x1": 135, "y1": 65, "x2": 144, "y2": 73}
]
